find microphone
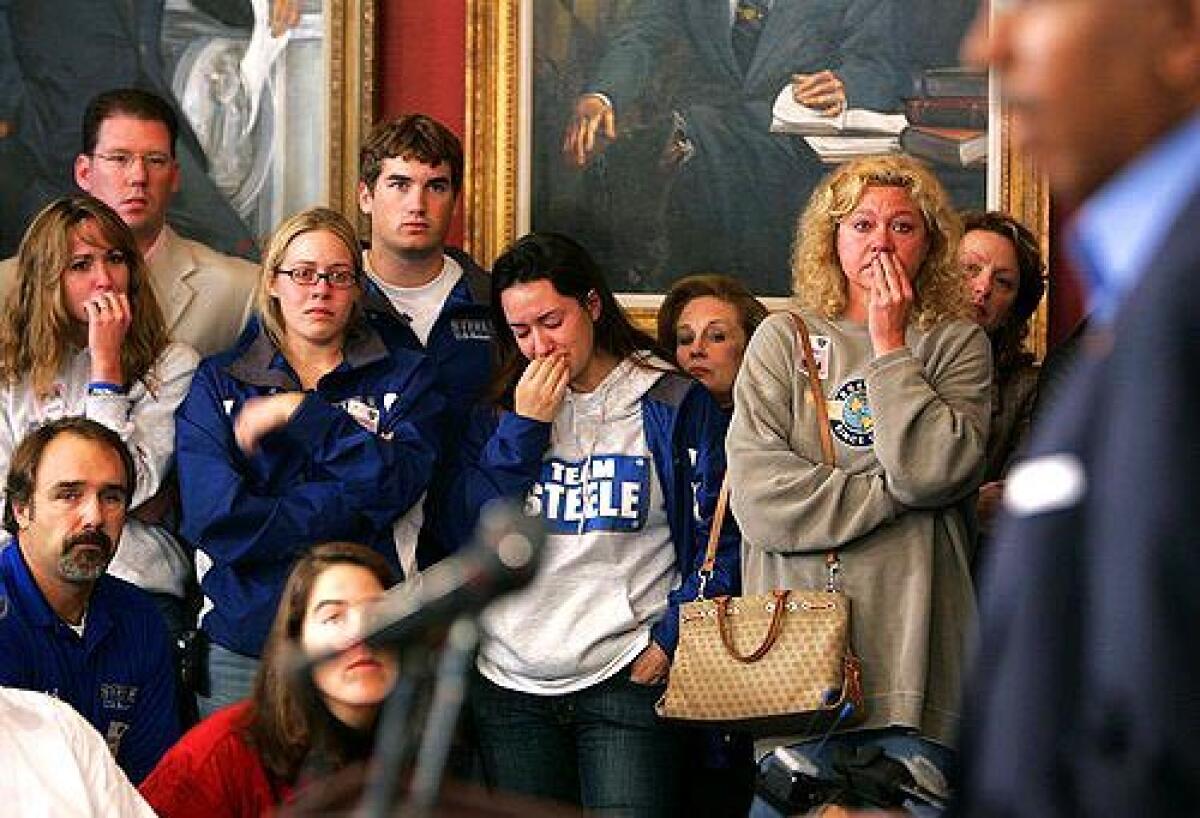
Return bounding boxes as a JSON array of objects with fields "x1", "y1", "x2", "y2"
[
  {"x1": 363, "y1": 499, "x2": 543, "y2": 649},
  {"x1": 298, "y1": 500, "x2": 543, "y2": 673}
]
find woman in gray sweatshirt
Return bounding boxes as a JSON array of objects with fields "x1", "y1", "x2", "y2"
[{"x1": 728, "y1": 155, "x2": 991, "y2": 813}]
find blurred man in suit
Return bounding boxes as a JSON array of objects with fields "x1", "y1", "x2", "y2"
[{"x1": 952, "y1": 0, "x2": 1200, "y2": 815}]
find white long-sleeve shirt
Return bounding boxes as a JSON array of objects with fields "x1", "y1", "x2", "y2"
[{"x1": 0, "y1": 342, "x2": 199, "y2": 596}]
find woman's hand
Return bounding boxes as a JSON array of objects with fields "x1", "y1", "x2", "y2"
[
  {"x1": 234, "y1": 393, "x2": 305, "y2": 455},
  {"x1": 513, "y1": 354, "x2": 570, "y2": 422},
  {"x1": 868, "y1": 251, "x2": 913, "y2": 356},
  {"x1": 86, "y1": 292, "x2": 132, "y2": 384},
  {"x1": 629, "y1": 641, "x2": 670, "y2": 686}
]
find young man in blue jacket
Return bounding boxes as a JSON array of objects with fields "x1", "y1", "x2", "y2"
[
  {"x1": 0, "y1": 417, "x2": 180, "y2": 784},
  {"x1": 357, "y1": 113, "x2": 495, "y2": 566}
]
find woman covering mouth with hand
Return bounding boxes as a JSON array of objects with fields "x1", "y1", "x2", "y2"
[{"x1": 445, "y1": 232, "x2": 739, "y2": 816}]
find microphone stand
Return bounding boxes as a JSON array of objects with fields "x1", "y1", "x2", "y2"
[
  {"x1": 404, "y1": 616, "x2": 480, "y2": 815},
  {"x1": 357, "y1": 641, "x2": 433, "y2": 818}
]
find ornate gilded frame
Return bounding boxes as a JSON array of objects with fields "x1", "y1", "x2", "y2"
[
  {"x1": 327, "y1": 0, "x2": 377, "y2": 222},
  {"x1": 465, "y1": 1, "x2": 1050, "y2": 356}
]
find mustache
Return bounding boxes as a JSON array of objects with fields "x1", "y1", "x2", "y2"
[{"x1": 64, "y1": 529, "x2": 114, "y2": 552}]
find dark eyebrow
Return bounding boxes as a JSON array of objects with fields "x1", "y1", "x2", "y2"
[
  {"x1": 312, "y1": 599, "x2": 348, "y2": 614},
  {"x1": 49, "y1": 480, "x2": 87, "y2": 492},
  {"x1": 49, "y1": 480, "x2": 127, "y2": 495}
]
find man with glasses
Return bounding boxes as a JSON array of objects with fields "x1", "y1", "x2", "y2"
[
  {"x1": 2, "y1": 88, "x2": 257, "y2": 359},
  {"x1": 0, "y1": 1, "x2": 259, "y2": 259}
]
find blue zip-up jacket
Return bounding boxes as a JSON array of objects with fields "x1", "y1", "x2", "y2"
[
  {"x1": 361, "y1": 247, "x2": 495, "y2": 565},
  {"x1": 175, "y1": 317, "x2": 443, "y2": 657},
  {"x1": 446, "y1": 368, "x2": 739, "y2": 656},
  {"x1": 0, "y1": 543, "x2": 180, "y2": 784}
]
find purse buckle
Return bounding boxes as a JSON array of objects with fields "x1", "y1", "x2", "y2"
[{"x1": 825, "y1": 552, "x2": 842, "y2": 593}]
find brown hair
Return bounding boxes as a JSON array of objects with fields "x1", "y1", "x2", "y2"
[
  {"x1": 81, "y1": 88, "x2": 179, "y2": 157},
  {"x1": 3, "y1": 417, "x2": 136, "y2": 536},
  {"x1": 791, "y1": 154, "x2": 968, "y2": 330},
  {"x1": 245, "y1": 542, "x2": 398, "y2": 782},
  {"x1": 256, "y1": 207, "x2": 364, "y2": 349},
  {"x1": 359, "y1": 113, "x2": 464, "y2": 193},
  {"x1": 961, "y1": 210, "x2": 1046, "y2": 377},
  {"x1": 0, "y1": 196, "x2": 169, "y2": 398},
  {"x1": 486, "y1": 232, "x2": 676, "y2": 407},
  {"x1": 656, "y1": 274, "x2": 769, "y2": 351}
]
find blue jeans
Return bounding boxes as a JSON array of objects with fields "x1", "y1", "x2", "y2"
[
  {"x1": 471, "y1": 668, "x2": 681, "y2": 817},
  {"x1": 196, "y1": 640, "x2": 260, "y2": 720},
  {"x1": 750, "y1": 729, "x2": 954, "y2": 818}
]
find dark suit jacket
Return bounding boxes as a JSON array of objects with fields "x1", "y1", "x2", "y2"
[
  {"x1": 952, "y1": 186, "x2": 1200, "y2": 816},
  {"x1": 589, "y1": 0, "x2": 903, "y2": 124}
]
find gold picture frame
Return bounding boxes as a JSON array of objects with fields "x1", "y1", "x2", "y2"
[
  {"x1": 464, "y1": 1, "x2": 1049, "y2": 356},
  {"x1": 328, "y1": 0, "x2": 377, "y2": 223}
]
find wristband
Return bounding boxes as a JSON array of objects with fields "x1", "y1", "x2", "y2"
[{"x1": 87, "y1": 380, "x2": 128, "y2": 396}]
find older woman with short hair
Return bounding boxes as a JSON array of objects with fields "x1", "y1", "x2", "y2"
[
  {"x1": 657, "y1": 274, "x2": 768, "y2": 411},
  {"x1": 728, "y1": 155, "x2": 991, "y2": 814}
]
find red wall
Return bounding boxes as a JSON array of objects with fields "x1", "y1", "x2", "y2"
[{"x1": 376, "y1": 0, "x2": 468, "y2": 244}]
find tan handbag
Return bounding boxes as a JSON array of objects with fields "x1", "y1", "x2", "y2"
[{"x1": 656, "y1": 313, "x2": 865, "y2": 736}]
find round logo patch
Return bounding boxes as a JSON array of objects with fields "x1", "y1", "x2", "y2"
[{"x1": 830, "y1": 378, "x2": 874, "y2": 448}]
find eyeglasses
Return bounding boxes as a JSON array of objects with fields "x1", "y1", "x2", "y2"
[
  {"x1": 274, "y1": 266, "x2": 361, "y2": 289},
  {"x1": 91, "y1": 151, "x2": 174, "y2": 172}
]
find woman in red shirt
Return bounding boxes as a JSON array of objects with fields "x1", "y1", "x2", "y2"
[{"x1": 139, "y1": 542, "x2": 398, "y2": 817}]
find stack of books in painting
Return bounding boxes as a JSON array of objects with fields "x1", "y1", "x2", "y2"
[
  {"x1": 770, "y1": 84, "x2": 907, "y2": 163},
  {"x1": 900, "y1": 67, "x2": 988, "y2": 168}
]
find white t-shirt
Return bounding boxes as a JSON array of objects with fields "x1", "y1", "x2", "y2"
[
  {"x1": 0, "y1": 687, "x2": 157, "y2": 817},
  {"x1": 366, "y1": 254, "x2": 463, "y2": 345}
]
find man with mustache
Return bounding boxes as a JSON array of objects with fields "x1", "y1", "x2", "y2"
[{"x1": 0, "y1": 417, "x2": 180, "y2": 784}]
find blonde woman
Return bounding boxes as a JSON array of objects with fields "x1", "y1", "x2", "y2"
[
  {"x1": 728, "y1": 155, "x2": 991, "y2": 814},
  {"x1": 175, "y1": 207, "x2": 441, "y2": 716},
  {"x1": 0, "y1": 195, "x2": 198, "y2": 633}
]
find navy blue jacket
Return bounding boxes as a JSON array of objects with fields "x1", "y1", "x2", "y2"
[
  {"x1": 446, "y1": 369, "x2": 739, "y2": 655},
  {"x1": 0, "y1": 543, "x2": 181, "y2": 784},
  {"x1": 361, "y1": 247, "x2": 495, "y2": 565},
  {"x1": 175, "y1": 317, "x2": 442, "y2": 657}
]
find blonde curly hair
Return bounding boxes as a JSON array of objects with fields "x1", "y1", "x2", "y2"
[{"x1": 790, "y1": 154, "x2": 968, "y2": 330}]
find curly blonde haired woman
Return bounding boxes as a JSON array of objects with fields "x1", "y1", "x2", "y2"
[{"x1": 728, "y1": 155, "x2": 991, "y2": 815}]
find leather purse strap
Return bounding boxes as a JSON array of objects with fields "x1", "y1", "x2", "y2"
[
  {"x1": 698, "y1": 472, "x2": 730, "y2": 578},
  {"x1": 695, "y1": 313, "x2": 836, "y2": 591},
  {"x1": 788, "y1": 312, "x2": 835, "y2": 467},
  {"x1": 716, "y1": 589, "x2": 792, "y2": 663}
]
